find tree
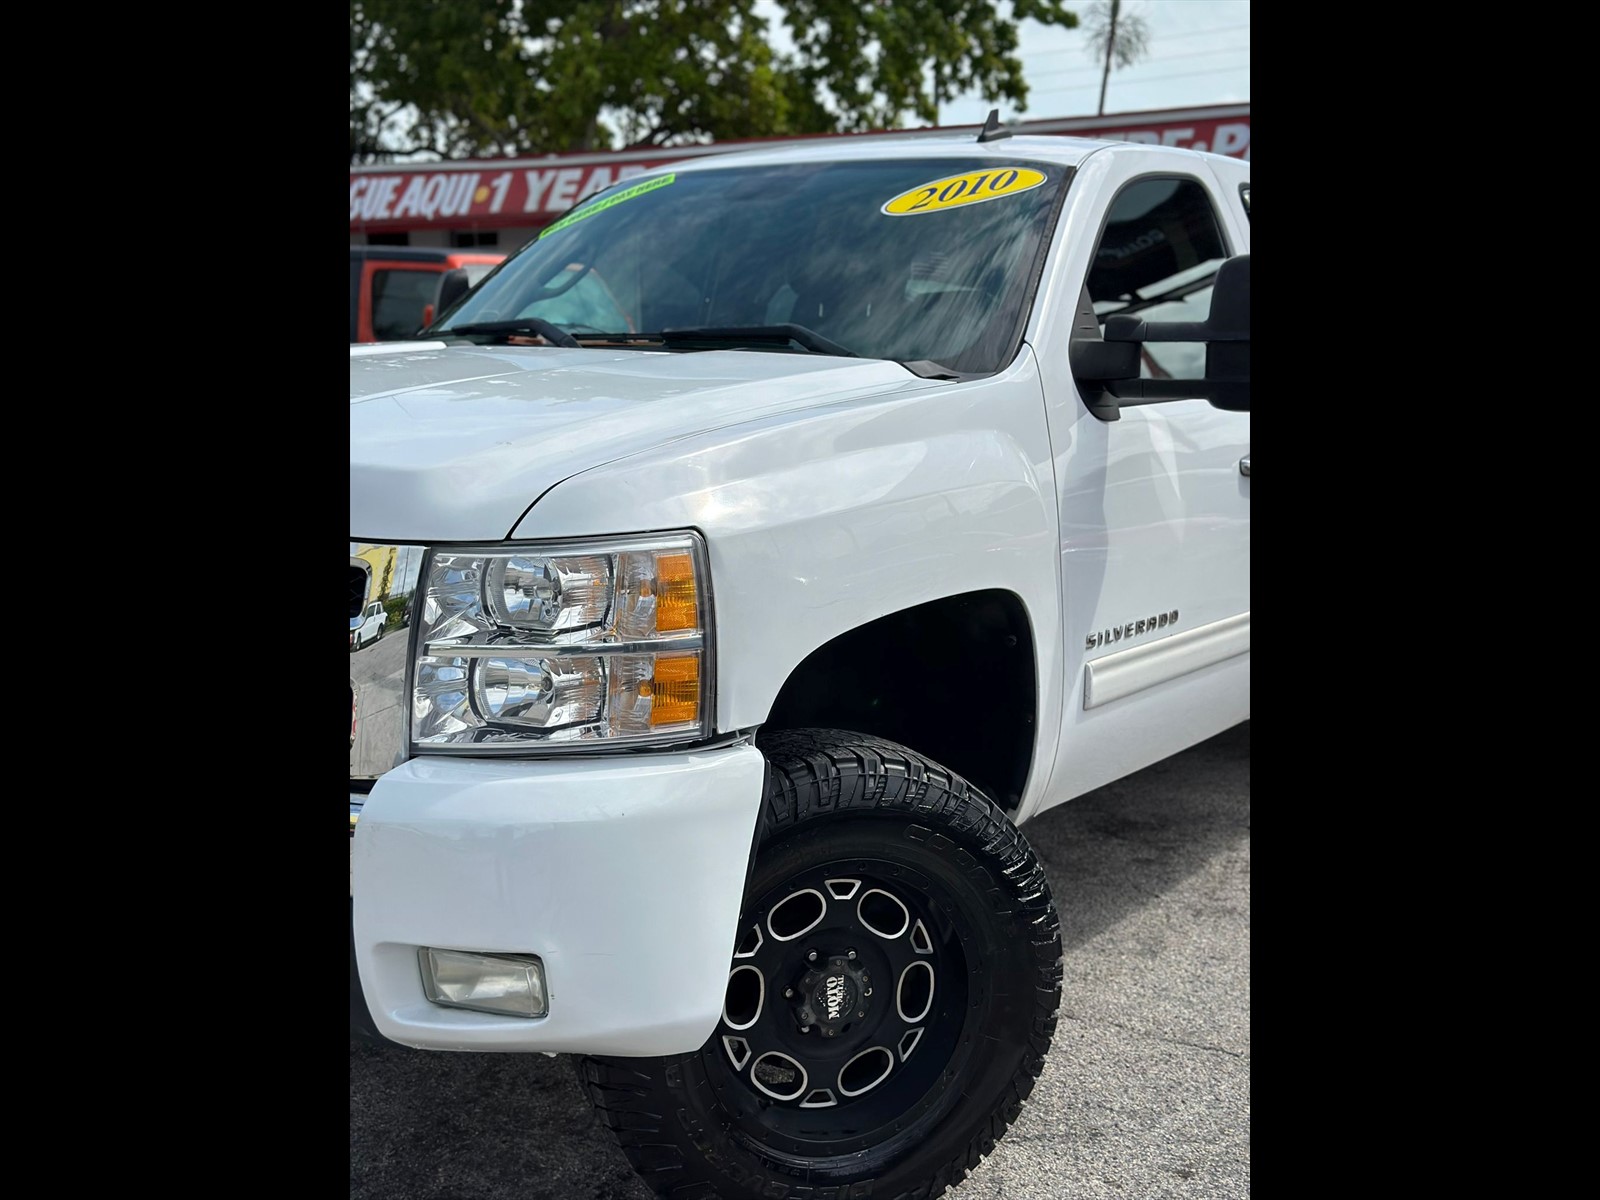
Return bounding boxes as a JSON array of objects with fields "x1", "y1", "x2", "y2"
[
  {"x1": 351, "y1": 1, "x2": 1081, "y2": 163},
  {"x1": 1082, "y1": 0, "x2": 1150, "y2": 117}
]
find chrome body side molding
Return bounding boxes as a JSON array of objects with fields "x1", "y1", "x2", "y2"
[{"x1": 1083, "y1": 612, "x2": 1250, "y2": 710}]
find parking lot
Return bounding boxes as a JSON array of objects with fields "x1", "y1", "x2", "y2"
[{"x1": 351, "y1": 720, "x2": 1250, "y2": 1199}]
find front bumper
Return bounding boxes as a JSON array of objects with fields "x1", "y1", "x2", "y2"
[{"x1": 350, "y1": 742, "x2": 765, "y2": 1054}]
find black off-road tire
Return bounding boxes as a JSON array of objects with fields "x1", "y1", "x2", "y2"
[{"x1": 577, "y1": 729, "x2": 1062, "y2": 1200}]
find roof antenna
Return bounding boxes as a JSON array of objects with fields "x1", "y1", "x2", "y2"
[{"x1": 976, "y1": 108, "x2": 1012, "y2": 143}]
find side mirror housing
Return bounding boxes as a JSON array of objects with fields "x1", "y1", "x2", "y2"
[
  {"x1": 1071, "y1": 254, "x2": 1250, "y2": 419},
  {"x1": 1065, "y1": 288, "x2": 1128, "y2": 421},
  {"x1": 1068, "y1": 338, "x2": 1139, "y2": 386}
]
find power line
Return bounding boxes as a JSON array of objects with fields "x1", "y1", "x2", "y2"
[
  {"x1": 1026, "y1": 42, "x2": 1252, "y2": 81},
  {"x1": 1025, "y1": 22, "x2": 1252, "y2": 60},
  {"x1": 1137, "y1": 19, "x2": 1252, "y2": 42},
  {"x1": 1031, "y1": 63, "x2": 1250, "y2": 96}
]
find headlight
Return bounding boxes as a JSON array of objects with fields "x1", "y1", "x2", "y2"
[{"x1": 411, "y1": 533, "x2": 713, "y2": 751}]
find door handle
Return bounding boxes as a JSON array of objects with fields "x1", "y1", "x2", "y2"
[{"x1": 1239, "y1": 455, "x2": 1250, "y2": 477}]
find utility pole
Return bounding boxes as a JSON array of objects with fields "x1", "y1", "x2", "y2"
[{"x1": 1097, "y1": 0, "x2": 1120, "y2": 116}]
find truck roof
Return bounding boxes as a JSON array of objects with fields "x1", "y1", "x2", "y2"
[{"x1": 663, "y1": 132, "x2": 1247, "y2": 176}]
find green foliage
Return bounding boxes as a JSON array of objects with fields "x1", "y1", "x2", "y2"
[
  {"x1": 382, "y1": 594, "x2": 409, "y2": 629},
  {"x1": 352, "y1": 2, "x2": 540, "y2": 161},
  {"x1": 783, "y1": 0, "x2": 1079, "y2": 131},
  {"x1": 351, "y1": 1, "x2": 1079, "y2": 162}
]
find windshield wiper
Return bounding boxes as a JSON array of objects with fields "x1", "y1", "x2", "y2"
[
  {"x1": 656, "y1": 324, "x2": 858, "y2": 359},
  {"x1": 436, "y1": 318, "x2": 581, "y2": 348},
  {"x1": 575, "y1": 327, "x2": 966, "y2": 380}
]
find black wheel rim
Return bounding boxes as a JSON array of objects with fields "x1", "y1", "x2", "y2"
[{"x1": 704, "y1": 855, "x2": 975, "y2": 1157}]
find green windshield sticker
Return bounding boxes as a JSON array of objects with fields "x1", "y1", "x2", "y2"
[{"x1": 538, "y1": 173, "x2": 676, "y2": 239}]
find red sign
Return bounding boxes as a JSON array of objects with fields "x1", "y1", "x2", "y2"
[
  {"x1": 1066, "y1": 116, "x2": 1250, "y2": 156},
  {"x1": 350, "y1": 107, "x2": 1249, "y2": 232},
  {"x1": 350, "y1": 161, "x2": 675, "y2": 231}
]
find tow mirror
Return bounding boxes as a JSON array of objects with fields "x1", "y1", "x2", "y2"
[
  {"x1": 1070, "y1": 254, "x2": 1250, "y2": 419},
  {"x1": 1067, "y1": 293, "x2": 1136, "y2": 421}
]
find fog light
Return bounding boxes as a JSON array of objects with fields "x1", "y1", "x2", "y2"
[{"x1": 418, "y1": 948, "x2": 548, "y2": 1018}]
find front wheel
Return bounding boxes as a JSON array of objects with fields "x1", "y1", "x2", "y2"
[{"x1": 579, "y1": 729, "x2": 1062, "y2": 1199}]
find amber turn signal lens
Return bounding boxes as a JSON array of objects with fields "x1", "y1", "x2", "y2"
[
  {"x1": 649, "y1": 654, "x2": 700, "y2": 726},
  {"x1": 655, "y1": 552, "x2": 698, "y2": 632}
]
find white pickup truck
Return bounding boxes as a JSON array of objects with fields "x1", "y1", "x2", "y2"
[{"x1": 350, "y1": 126, "x2": 1249, "y2": 1200}]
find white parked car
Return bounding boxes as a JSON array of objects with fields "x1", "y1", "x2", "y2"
[
  {"x1": 350, "y1": 124, "x2": 1248, "y2": 1200},
  {"x1": 350, "y1": 599, "x2": 387, "y2": 651}
]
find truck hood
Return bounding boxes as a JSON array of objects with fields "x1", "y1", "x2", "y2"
[{"x1": 350, "y1": 343, "x2": 929, "y2": 541}]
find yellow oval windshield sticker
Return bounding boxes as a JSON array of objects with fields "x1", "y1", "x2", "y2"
[{"x1": 882, "y1": 167, "x2": 1047, "y2": 216}]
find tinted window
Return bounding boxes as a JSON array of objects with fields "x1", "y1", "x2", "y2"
[
  {"x1": 1088, "y1": 178, "x2": 1229, "y2": 381},
  {"x1": 443, "y1": 158, "x2": 1069, "y2": 374},
  {"x1": 372, "y1": 267, "x2": 441, "y2": 340}
]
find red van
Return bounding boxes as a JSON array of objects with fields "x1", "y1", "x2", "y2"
[{"x1": 350, "y1": 246, "x2": 505, "y2": 343}]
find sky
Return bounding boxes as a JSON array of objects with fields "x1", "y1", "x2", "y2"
[{"x1": 755, "y1": 0, "x2": 1250, "y2": 127}]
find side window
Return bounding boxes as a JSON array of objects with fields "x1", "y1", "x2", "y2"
[
  {"x1": 372, "y1": 268, "x2": 442, "y2": 340},
  {"x1": 1086, "y1": 177, "x2": 1229, "y2": 380}
]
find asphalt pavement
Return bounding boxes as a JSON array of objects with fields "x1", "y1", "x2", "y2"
[{"x1": 351, "y1": 720, "x2": 1250, "y2": 1199}]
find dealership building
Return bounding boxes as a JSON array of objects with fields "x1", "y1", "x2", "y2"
[{"x1": 350, "y1": 103, "x2": 1249, "y2": 253}]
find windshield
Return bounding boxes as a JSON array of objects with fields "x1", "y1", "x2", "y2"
[{"x1": 435, "y1": 156, "x2": 1069, "y2": 375}]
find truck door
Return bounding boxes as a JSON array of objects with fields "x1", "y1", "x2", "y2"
[{"x1": 1032, "y1": 160, "x2": 1251, "y2": 808}]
